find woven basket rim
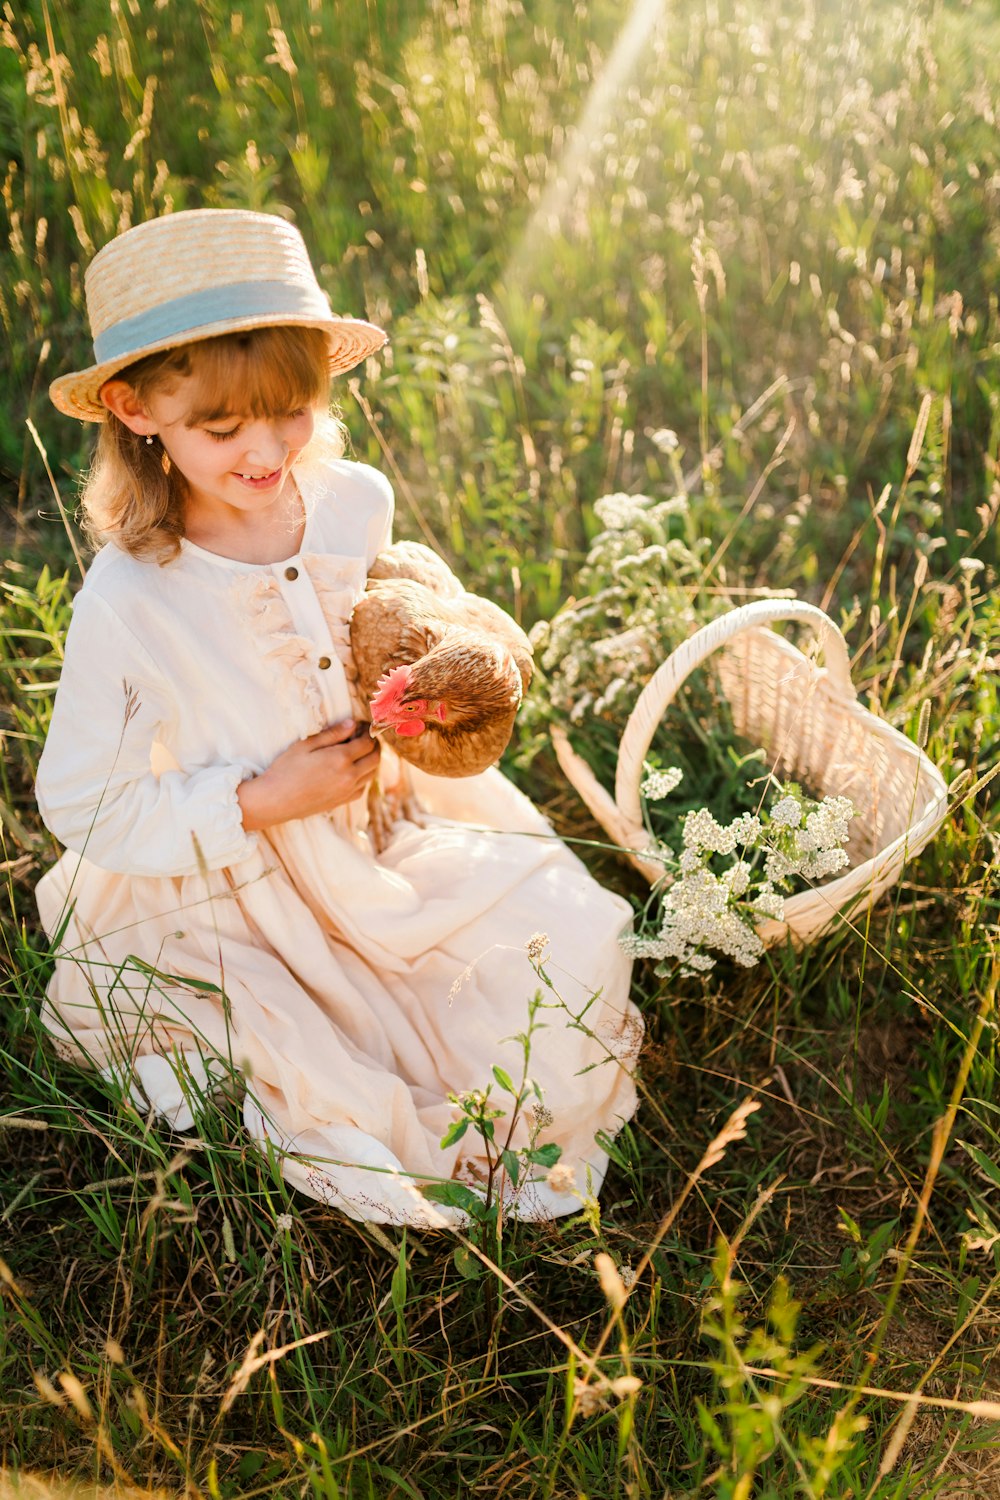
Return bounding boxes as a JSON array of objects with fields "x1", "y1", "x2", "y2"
[{"x1": 550, "y1": 605, "x2": 950, "y2": 945}]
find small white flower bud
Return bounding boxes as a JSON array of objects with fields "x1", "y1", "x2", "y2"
[{"x1": 526, "y1": 932, "x2": 549, "y2": 964}]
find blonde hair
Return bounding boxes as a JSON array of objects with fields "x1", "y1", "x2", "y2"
[{"x1": 81, "y1": 325, "x2": 346, "y2": 562}]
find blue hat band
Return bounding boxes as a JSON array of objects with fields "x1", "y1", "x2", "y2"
[{"x1": 92, "y1": 280, "x2": 332, "y2": 364}]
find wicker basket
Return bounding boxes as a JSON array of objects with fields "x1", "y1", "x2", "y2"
[{"x1": 551, "y1": 599, "x2": 949, "y2": 947}]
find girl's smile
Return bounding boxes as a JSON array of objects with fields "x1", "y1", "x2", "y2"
[{"x1": 234, "y1": 467, "x2": 283, "y2": 488}]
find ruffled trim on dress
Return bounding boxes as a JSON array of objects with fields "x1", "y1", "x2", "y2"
[
  {"x1": 230, "y1": 573, "x2": 326, "y2": 735},
  {"x1": 303, "y1": 552, "x2": 369, "y2": 714},
  {"x1": 303, "y1": 554, "x2": 365, "y2": 670}
]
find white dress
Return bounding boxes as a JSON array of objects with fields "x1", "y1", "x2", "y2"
[{"x1": 34, "y1": 458, "x2": 641, "y2": 1227}]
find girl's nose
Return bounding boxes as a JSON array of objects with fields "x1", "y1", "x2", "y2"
[{"x1": 244, "y1": 421, "x2": 288, "y2": 470}]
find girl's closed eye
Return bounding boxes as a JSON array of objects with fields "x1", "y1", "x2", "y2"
[{"x1": 204, "y1": 410, "x2": 307, "y2": 442}]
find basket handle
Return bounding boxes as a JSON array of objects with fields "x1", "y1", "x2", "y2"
[{"x1": 614, "y1": 599, "x2": 855, "y2": 828}]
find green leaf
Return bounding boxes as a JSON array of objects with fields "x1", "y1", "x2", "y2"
[
  {"x1": 439, "y1": 1117, "x2": 470, "y2": 1149},
  {"x1": 836, "y1": 1206, "x2": 862, "y2": 1243},
  {"x1": 125, "y1": 955, "x2": 225, "y2": 995},
  {"x1": 526, "y1": 1142, "x2": 562, "y2": 1168},
  {"x1": 872, "y1": 1078, "x2": 891, "y2": 1134},
  {"x1": 501, "y1": 1148, "x2": 521, "y2": 1185},
  {"x1": 959, "y1": 1140, "x2": 1000, "y2": 1191},
  {"x1": 390, "y1": 1232, "x2": 407, "y2": 1317},
  {"x1": 862, "y1": 1219, "x2": 898, "y2": 1283},
  {"x1": 422, "y1": 1181, "x2": 483, "y2": 1215},
  {"x1": 237, "y1": 1451, "x2": 267, "y2": 1481},
  {"x1": 492, "y1": 1065, "x2": 516, "y2": 1094},
  {"x1": 695, "y1": 1400, "x2": 727, "y2": 1457},
  {"x1": 453, "y1": 1244, "x2": 482, "y2": 1280}
]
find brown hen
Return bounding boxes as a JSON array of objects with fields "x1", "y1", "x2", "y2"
[{"x1": 349, "y1": 542, "x2": 533, "y2": 779}]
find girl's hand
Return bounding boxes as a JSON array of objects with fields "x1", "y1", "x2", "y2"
[{"x1": 237, "y1": 720, "x2": 380, "y2": 832}]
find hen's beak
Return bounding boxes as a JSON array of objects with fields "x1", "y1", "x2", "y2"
[{"x1": 369, "y1": 720, "x2": 390, "y2": 740}]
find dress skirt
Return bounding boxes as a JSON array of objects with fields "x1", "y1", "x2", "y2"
[{"x1": 35, "y1": 762, "x2": 642, "y2": 1228}]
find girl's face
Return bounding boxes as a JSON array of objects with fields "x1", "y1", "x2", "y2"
[{"x1": 142, "y1": 374, "x2": 316, "y2": 523}]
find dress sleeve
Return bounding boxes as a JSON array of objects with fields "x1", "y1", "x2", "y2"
[
  {"x1": 371, "y1": 473, "x2": 393, "y2": 560},
  {"x1": 35, "y1": 589, "x2": 260, "y2": 878},
  {"x1": 354, "y1": 461, "x2": 394, "y2": 564}
]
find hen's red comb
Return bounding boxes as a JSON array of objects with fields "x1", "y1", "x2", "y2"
[{"x1": 370, "y1": 663, "x2": 412, "y2": 722}]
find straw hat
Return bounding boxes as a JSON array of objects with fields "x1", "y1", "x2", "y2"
[{"x1": 49, "y1": 209, "x2": 388, "y2": 421}]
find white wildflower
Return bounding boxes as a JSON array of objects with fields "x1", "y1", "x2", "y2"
[
  {"x1": 752, "y1": 884, "x2": 785, "y2": 920},
  {"x1": 683, "y1": 808, "x2": 763, "y2": 857},
  {"x1": 594, "y1": 677, "x2": 629, "y2": 714},
  {"x1": 275, "y1": 1213, "x2": 294, "y2": 1233},
  {"x1": 618, "y1": 931, "x2": 672, "y2": 960},
  {"x1": 683, "y1": 951, "x2": 717, "y2": 972},
  {"x1": 654, "y1": 864, "x2": 766, "y2": 971},
  {"x1": 642, "y1": 843, "x2": 676, "y2": 864},
  {"x1": 958, "y1": 557, "x2": 984, "y2": 575},
  {"x1": 797, "y1": 847, "x2": 850, "y2": 880},
  {"x1": 795, "y1": 797, "x2": 853, "y2": 856},
  {"x1": 531, "y1": 1104, "x2": 554, "y2": 1129},
  {"x1": 826, "y1": 795, "x2": 854, "y2": 837},
  {"x1": 650, "y1": 495, "x2": 688, "y2": 521},
  {"x1": 770, "y1": 795, "x2": 803, "y2": 827},
  {"x1": 683, "y1": 808, "x2": 729, "y2": 853},
  {"x1": 562, "y1": 653, "x2": 581, "y2": 687},
  {"x1": 650, "y1": 427, "x2": 680, "y2": 452},
  {"x1": 593, "y1": 625, "x2": 655, "y2": 664},
  {"x1": 764, "y1": 848, "x2": 795, "y2": 882},
  {"x1": 729, "y1": 812, "x2": 763, "y2": 847},
  {"x1": 618, "y1": 1262, "x2": 637, "y2": 1288},
  {"x1": 594, "y1": 492, "x2": 646, "y2": 530},
  {"x1": 795, "y1": 818, "x2": 822, "y2": 854},
  {"x1": 641, "y1": 765, "x2": 684, "y2": 801},
  {"x1": 612, "y1": 543, "x2": 674, "y2": 574},
  {"x1": 526, "y1": 932, "x2": 549, "y2": 964}
]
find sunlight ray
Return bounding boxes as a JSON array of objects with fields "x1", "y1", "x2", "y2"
[{"x1": 505, "y1": 0, "x2": 667, "y2": 284}]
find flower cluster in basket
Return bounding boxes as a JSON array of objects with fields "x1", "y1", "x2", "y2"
[
  {"x1": 526, "y1": 488, "x2": 857, "y2": 975},
  {"x1": 623, "y1": 768, "x2": 854, "y2": 974}
]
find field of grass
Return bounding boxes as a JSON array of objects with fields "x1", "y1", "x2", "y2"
[{"x1": 2, "y1": 0, "x2": 1000, "y2": 1495}]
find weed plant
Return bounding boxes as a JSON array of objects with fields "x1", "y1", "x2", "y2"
[{"x1": 2, "y1": 0, "x2": 1000, "y2": 1496}]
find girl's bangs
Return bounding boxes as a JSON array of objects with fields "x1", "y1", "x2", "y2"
[{"x1": 170, "y1": 326, "x2": 331, "y2": 424}]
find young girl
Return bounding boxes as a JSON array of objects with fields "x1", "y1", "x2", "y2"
[{"x1": 35, "y1": 208, "x2": 642, "y2": 1227}]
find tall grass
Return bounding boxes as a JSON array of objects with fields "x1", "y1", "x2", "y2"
[{"x1": 2, "y1": 0, "x2": 1000, "y2": 1494}]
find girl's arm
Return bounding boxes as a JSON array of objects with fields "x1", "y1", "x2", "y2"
[{"x1": 36, "y1": 591, "x2": 260, "y2": 878}]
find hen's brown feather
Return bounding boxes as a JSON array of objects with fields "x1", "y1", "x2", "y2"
[{"x1": 367, "y1": 540, "x2": 465, "y2": 598}]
